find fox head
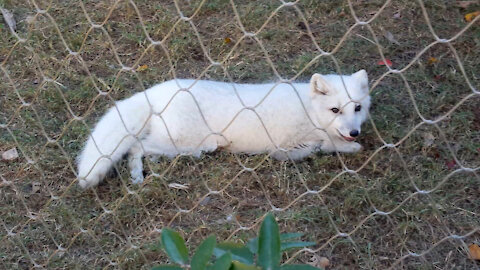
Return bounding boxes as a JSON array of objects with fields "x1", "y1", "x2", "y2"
[{"x1": 309, "y1": 70, "x2": 371, "y2": 142}]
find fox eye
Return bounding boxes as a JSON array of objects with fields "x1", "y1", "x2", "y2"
[
  {"x1": 331, "y1": 108, "x2": 339, "y2": 114},
  {"x1": 355, "y1": 104, "x2": 362, "y2": 112}
]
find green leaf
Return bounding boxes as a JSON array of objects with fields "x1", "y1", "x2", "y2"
[
  {"x1": 280, "y1": 265, "x2": 323, "y2": 270},
  {"x1": 206, "y1": 252, "x2": 232, "y2": 270},
  {"x1": 279, "y1": 233, "x2": 303, "y2": 240},
  {"x1": 230, "y1": 261, "x2": 261, "y2": 270},
  {"x1": 246, "y1": 238, "x2": 258, "y2": 254},
  {"x1": 257, "y1": 213, "x2": 281, "y2": 270},
  {"x1": 280, "y1": 241, "x2": 316, "y2": 251},
  {"x1": 151, "y1": 265, "x2": 184, "y2": 270},
  {"x1": 191, "y1": 235, "x2": 216, "y2": 270},
  {"x1": 214, "y1": 242, "x2": 254, "y2": 264},
  {"x1": 248, "y1": 234, "x2": 313, "y2": 254},
  {"x1": 161, "y1": 228, "x2": 189, "y2": 265}
]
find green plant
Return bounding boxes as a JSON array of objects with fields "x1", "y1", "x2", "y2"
[{"x1": 153, "y1": 213, "x2": 322, "y2": 270}]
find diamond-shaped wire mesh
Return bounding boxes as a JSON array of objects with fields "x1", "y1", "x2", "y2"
[{"x1": 1, "y1": 0, "x2": 479, "y2": 269}]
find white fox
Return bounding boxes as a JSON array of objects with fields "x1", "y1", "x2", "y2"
[{"x1": 77, "y1": 70, "x2": 371, "y2": 188}]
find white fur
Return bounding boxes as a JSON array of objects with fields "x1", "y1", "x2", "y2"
[{"x1": 77, "y1": 70, "x2": 371, "y2": 188}]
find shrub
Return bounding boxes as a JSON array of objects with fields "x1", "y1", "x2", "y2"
[{"x1": 152, "y1": 213, "x2": 322, "y2": 270}]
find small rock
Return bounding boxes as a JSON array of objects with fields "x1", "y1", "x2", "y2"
[
  {"x1": 31, "y1": 182, "x2": 41, "y2": 193},
  {"x1": 2, "y1": 147, "x2": 19, "y2": 160}
]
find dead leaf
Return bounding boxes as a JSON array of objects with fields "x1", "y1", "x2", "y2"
[
  {"x1": 31, "y1": 182, "x2": 41, "y2": 194},
  {"x1": 224, "y1": 37, "x2": 232, "y2": 44},
  {"x1": 308, "y1": 254, "x2": 320, "y2": 267},
  {"x1": 136, "y1": 64, "x2": 148, "y2": 72},
  {"x1": 465, "y1": 11, "x2": 480, "y2": 22},
  {"x1": 457, "y1": 1, "x2": 477, "y2": 8},
  {"x1": 427, "y1": 57, "x2": 439, "y2": 65},
  {"x1": 319, "y1": 257, "x2": 330, "y2": 268},
  {"x1": 199, "y1": 196, "x2": 211, "y2": 206},
  {"x1": 445, "y1": 159, "x2": 456, "y2": 170},
  {"x1": 423, "y1": 132, "x2": 435, "y2": 147},
  {"x1": 469, "y1": 243, "x2": 480, "y2": 260},
  {"x1": 308, "y1": 255, "x2": 329, "y2": 268},
  {"x1": 377, "y1": 59, "x2": 393, "y2": 67},
  {"x1": 384, "y1": 31, "x2": 400, "y2": 45},
  {"x1": 297, "y1": 21, "x2": 307, "y2": 30},
  {"x1": 0, "y1": 8, "x2": 16, "y2": 34},
  {"x1": 2, "y1": 147, "x2": 18, "y2": 160},
  {"x1": 25, "y1": 15, "x2": 36, "y2": 25},
  {"x1": 393, "y1": 12, "x2": 401, "y2": 19},
  {"x1": 125, "y1": 2, "x2": 134, "y2": 20},
  {"x1": 168, "y1": 183, "x2": 189, "y2": 190}
]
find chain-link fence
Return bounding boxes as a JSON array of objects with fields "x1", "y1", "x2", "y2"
[{"x1": 1, "y1": 0, "x2": 479, "y2": 269}]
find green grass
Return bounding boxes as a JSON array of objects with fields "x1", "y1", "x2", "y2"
[{"x1": 1, "y1": 0, "x2": 479, "y2": 269}]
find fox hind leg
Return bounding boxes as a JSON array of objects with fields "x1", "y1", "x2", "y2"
[{"x1": 128, "y1": 142, "x2": 145, "y2": 184}]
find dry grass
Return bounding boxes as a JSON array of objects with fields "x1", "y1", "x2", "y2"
[{"x1": 1, "y1": 0, "x2": 479, "y2": 269}]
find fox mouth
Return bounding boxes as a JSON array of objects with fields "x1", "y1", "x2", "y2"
[{"x1": 337, "y1": 130, "x2": 356, "y2": 142}]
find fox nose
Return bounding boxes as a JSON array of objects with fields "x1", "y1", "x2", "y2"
[{"x1": 350, "y1": 130, "x2": 359, "y2": 137}]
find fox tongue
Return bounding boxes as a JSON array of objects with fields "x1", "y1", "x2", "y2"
[{"x1": 343, "y1": 136, "x2": 355, "y2": 142}]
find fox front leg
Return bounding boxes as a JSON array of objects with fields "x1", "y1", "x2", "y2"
[
  {"x1": 271, "y1": 143, "x2": 318, "y2": 161},
  {"x1": 321, "y1": 140, "x2": 362, "y2": 153}
]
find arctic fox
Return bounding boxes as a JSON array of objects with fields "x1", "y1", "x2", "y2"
[{"x1": 77, "y1": 70, "x2": 371, "y2": 188}]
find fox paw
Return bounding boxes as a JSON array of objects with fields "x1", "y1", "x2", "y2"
[
  {"x1": 344, "y1": 142, "x2": 362, "y2": 153},
  {"x1": 130, "y1": 168, "x2": 144, "y2": 184},
  {"x1": 78, "y1": 179, "x2": 89, "y2": 189},
  {"x1": 323, "y1": 142, "x2": 363, "y2": 153},
  {"x1": 78, "y1": 176, "x2": 101, "y2": 189}
]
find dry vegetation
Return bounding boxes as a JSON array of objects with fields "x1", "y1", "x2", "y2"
[{"x1": 0, "y1": 0, "x2": 479, "y2": 269}]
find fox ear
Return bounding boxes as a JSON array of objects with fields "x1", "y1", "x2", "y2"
[
  {"x1": 310, "y1": 73, "x2": 335, "y2": 96},
  {"x1": 352, "y1": 69, "x2": 368, "y2": 89}
]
